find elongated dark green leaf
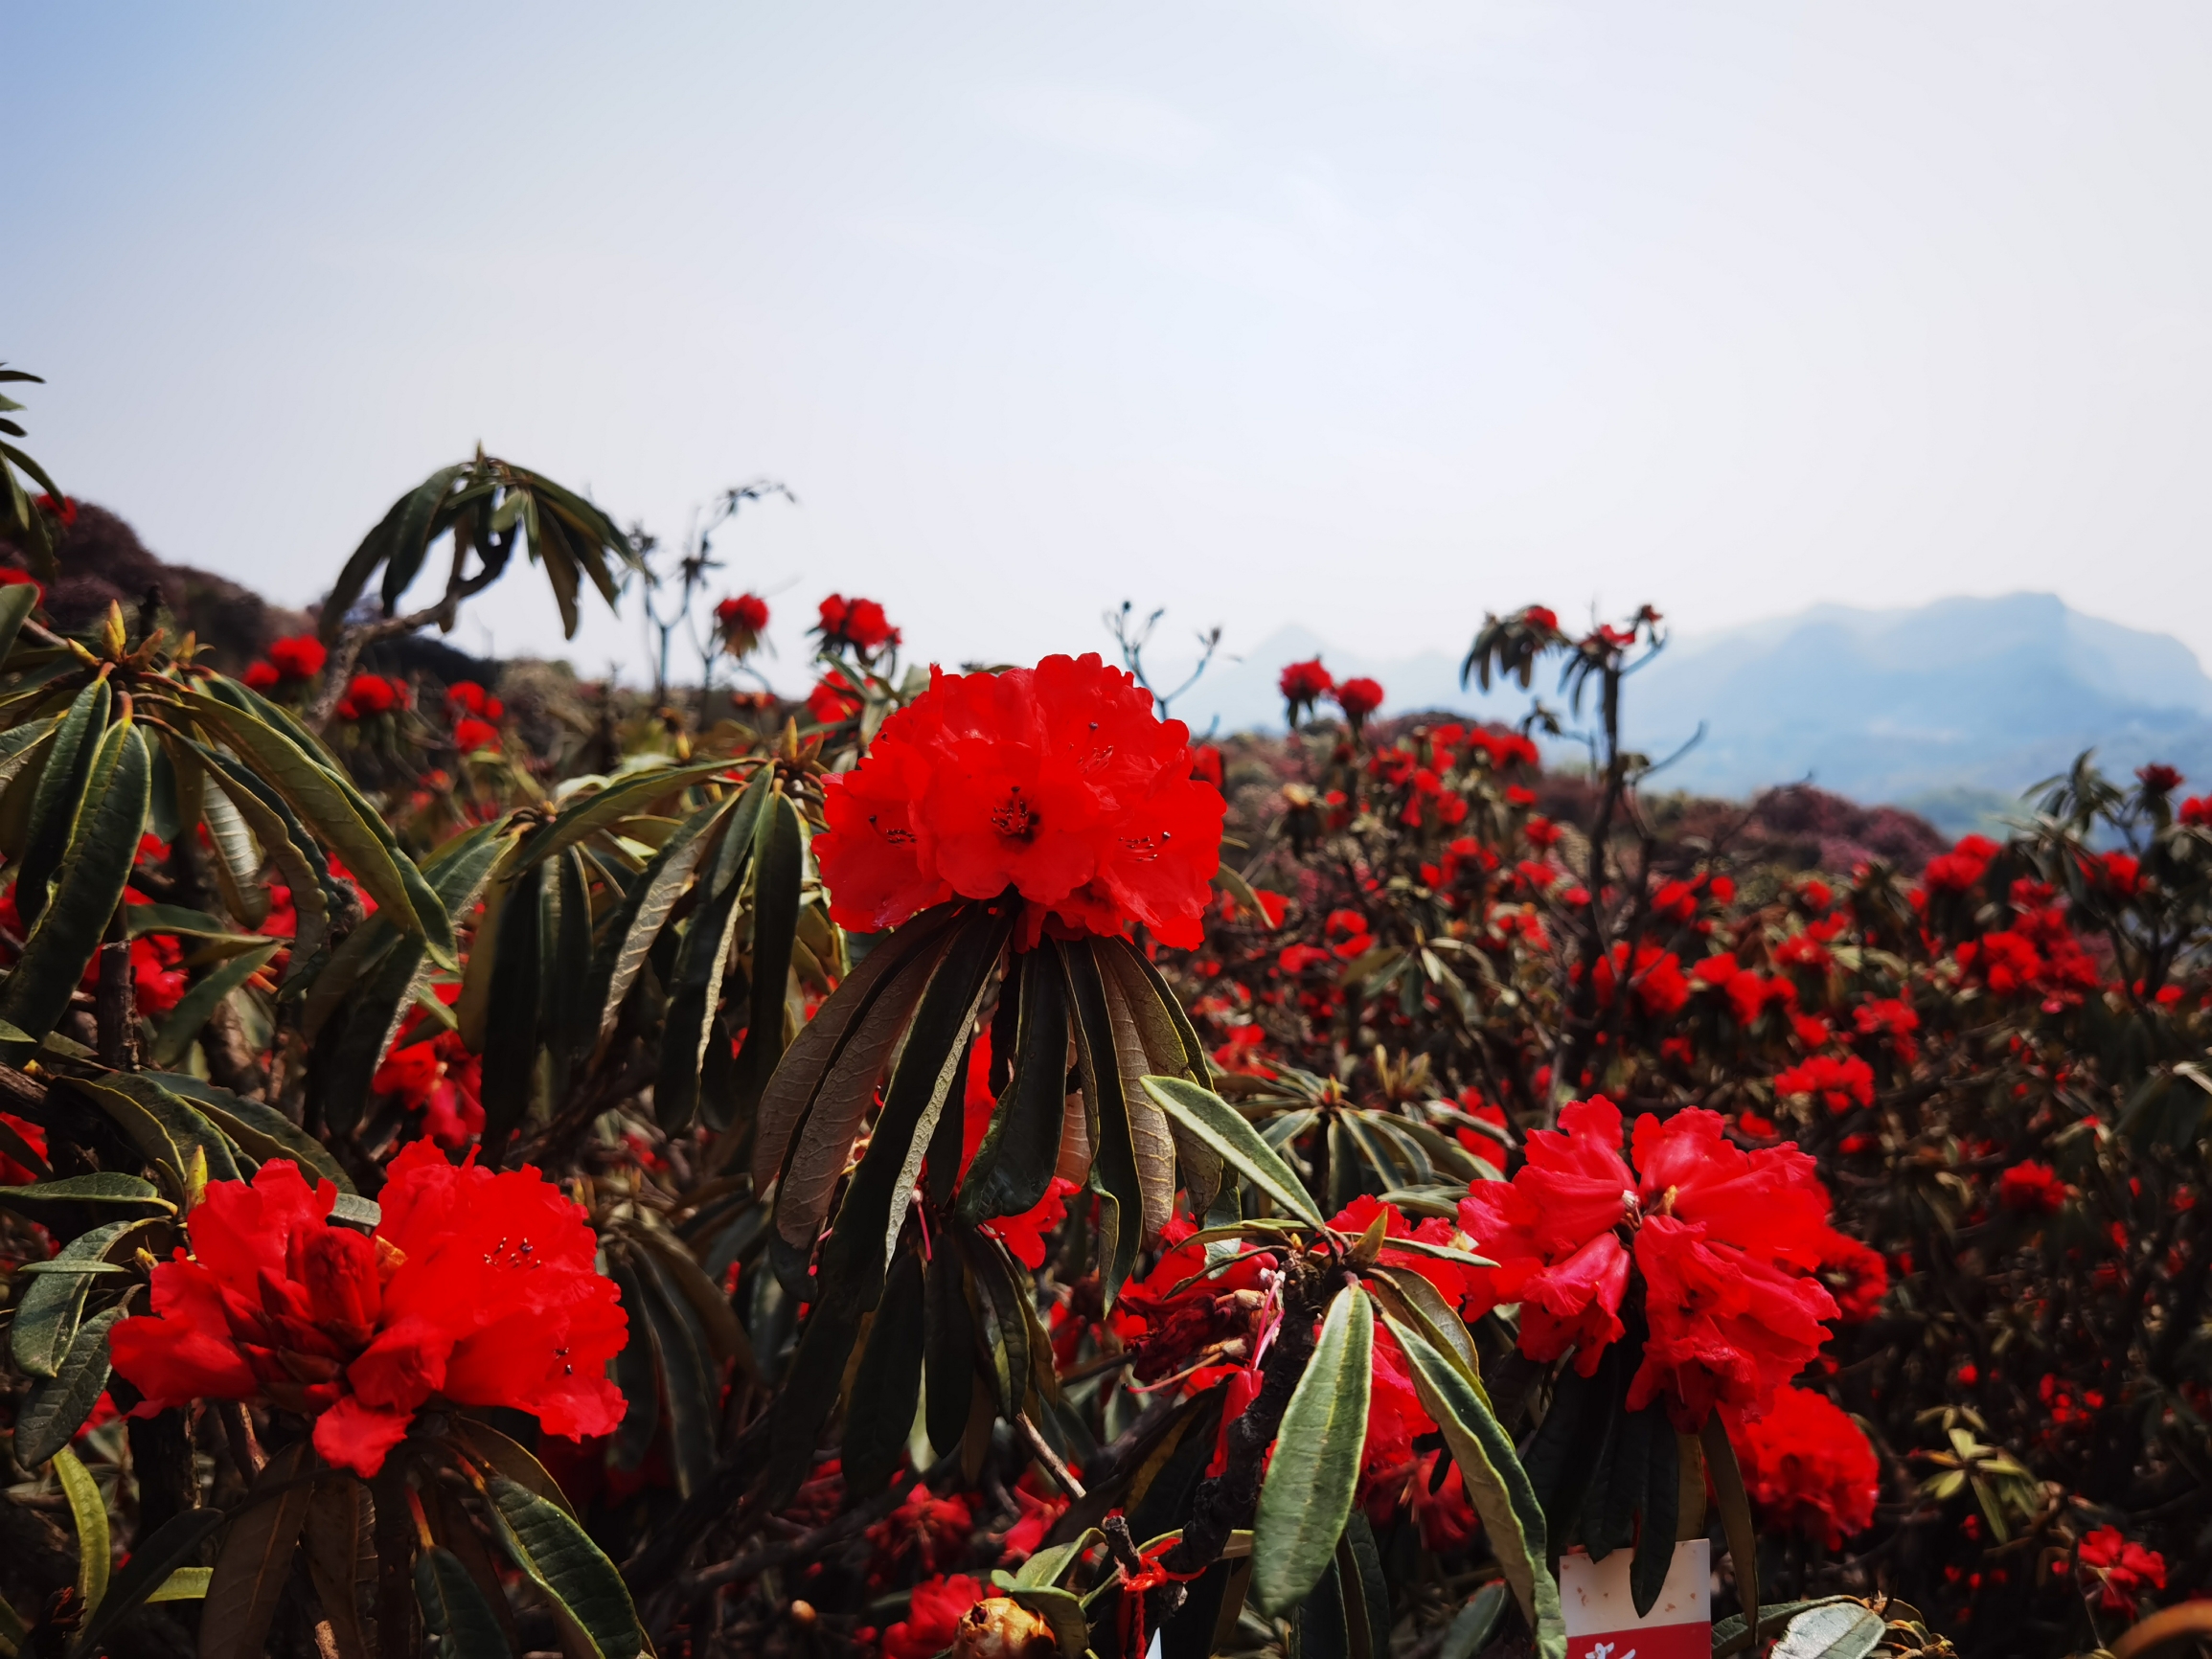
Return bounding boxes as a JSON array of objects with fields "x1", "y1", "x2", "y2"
[
  {"x1": 484, "y1": 1474, "x2": 645, "y2": 1659},
  {"x1": 479, "y1": 861, "x2": 543, "y2": 1149},
  {"x1": 1527, "y1": 1344, "x2": 1620, "y2": 1556},
  {"x1": 586, "y1": 791, "x2": 732, "y2": 1043},
  {"x1": 1438, "y1": 1583, "x2": 1511, "y2": 1659},
  {"x1": 547, "y1": 847, "x2": 595, "y2": 1071},
  {"x1": 1383, "y1": 1310, "x2": 1564, "y2": 1658},
  {"x1": 1251, "y1": 1287, "x2": 1372, "y2": 1615},
  {"x1": 15, "y1": 675, "x2": 109, "y2": 931},
  {"x1": 1064, "y1": 941, "x2": 1143, "y2": 1299},
  {"x1": 655, "y1": 872, "x2": 746, "y2": 1134},
  {"x1": 764, "y1": 913, "x2": 959, "y2": 1246},
  {"x1": 924, "y1": 1240, "x2": 976, "y2": 1457},
  {"x1": 728, "y1": 787, "x2": 804, "y2": 1121},
  {"x1": 0, "y1": 580, "x2": 37, "y2": 667},
  {"x1": 54, "y1": 1445, "x2": 109, "y2": 1614},
  {"x1": 11, "y1": 1219, "x2": 132, "y2": 1376},
  {"x1": 1339, "y1": 1515, "x2": 1389, "y2": 1659},
  {"x1": 302, "y1": 1477, "x2": 376, "y2": 1659},
  {"x1": 961, "y1": 1228, "x2": 1034, "y2": 1421},
  {"x1": 71, "y1": 1505, "x2": 228, "y2": 1657},
  {"x1": 150, "y1": 941, "x2": 278, "y2": 1069},
  {"x1": 183, "y1": 693, "x2": 451, "y2": 966},
  {"x1": 1703, "y1": 1414, "x2": 1761, "y2": 1653},
  {"x1": 843, "y1": 1245, "x2": 927, "y2": 1496},
  {"x1": 1295, "y1": 1558, "x2": 1351, "y2": 1659},
  {"x1": 154, "y1": 1072, "x2": 355, "y2": 1193},
  {"x1": 0, "y1": 1173, "x2": 171, "y2": 1224},
  {"x1": 631, "y1": 1246, "x2": 718, "y2": 1499},
  {"x1": 516, "y1": 758, "x2": 741, "y2": 874},
  {"x1": 0, "y1": 717, "x2": 147, "y2": 1044},
  {"x1": 1141, "y1": 1075, "x2": 1325, "y2": 1228},
  {"x1": 959, "y1": 944, "x2": 1072, "y2": 1223},
  {"x1": 604, "y1": 1256, "x2": 663, "y2": 1474},
  {"x1": 71, "y1": 1074, "x2": 242, "y2": 1189},
  {"x1": 1099, "y1": 956, "x2": 1175, "y2": 1241},
  {"x1": 1365, "y1": 1266, "x2": 1483, "y2": 1397},
  {"x1": 416, "y1": 1545, "x2": 509, "y2": 1659},
  {"x1": 199, "y1": 1444, "x2": 314, "y2": 1659}
]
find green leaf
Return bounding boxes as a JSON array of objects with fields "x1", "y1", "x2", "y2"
[
  {"x1": 151, "y1": 1072, "x2": 355, "y2": 1193},
  {"x1": 585, "y1": 791, "x2": 733, "y2": 1045},
  {"x1": 629, "y1": 1245, "x2": 719, "y2": 1499},
  {"x1": 1140, "y1": 1075, "x2": 1325, "y2": 1228},
  {"x1": 842, "y1": 1244, "x2": 927, "y2": 1496},
  {"x1": 14, "y1": 676, "x2": 110, "y2": 932},
  {"x1": 416, "y1": 1545, "x2": 512, "y2": 1659},
  {"x1": 146, "y1": 1567, "x2": 213, "y2": 1602},
  {"x1": 150, "y1": 941, "x2": 279, "y2": 1069},
  {"x1": 484, "y1": 1474, "x2": 646, "y2": 1659},
  {"x1": 0, "y1": 1174, "x2": 171, "y2": 1225},
  {"x1": 1438, "y1": 1583, "x2": 1511, "y2": 1659},
  {"x1": 654, "y1": 866, "x2": 746, "y2": 1135},
  {"x1": 301, "y1": 1477, "x2": 376, "y2": 1659},
  {"x1": 960, "y1": 1229, "x2": 1034, "y2": 1422},
  {"x1": 11, "y1": 1219, "x2": 133, "y2": 1376},
  {"x1": 0, "y1": 717, "x2": 148, "y2": 1044},
  {"x1": 1064, "y1": 941, "x2": 1144, "y2": 1299},
  {"x1": 728, "y1": 787, "x2": 806, "y2": 1124},
  {"x1": 1251, "y1": 1287, "x2": 1372, "y2": 1616},
  {"x1": 125, "y1": 903, "x2": 268, "y2": 943},
  {"x1": 513, "y1": 758, "x2": 741, "y2": 874},
  {"x1": 199, "y1": 1444, "x2": 314, "y2": 1659},
  {"x1": 604, "y1": 1256, "x2": 664, "y2": 1474},
  {"x1": 53, "y1": 1446, "x2": 109, "y2": 1614},
  {"x1": 1525, "y1": 1344, "x2": 1620, "y2": 1557},
  {"x1": 924, "y1": 1240, "x2": 976, "y2": 1458},
  {"x1": 959, "y1": 943, "x2": 1072, "y2": 1223},
  {"x1": 68, "y1": 1507, "x2": 227, "y2": 1656},
  {"x1": 1768, "y1": 1602, "x2": 1889, "y2": 1659},
  {"x1": 993, "y1": 1579, "x2": 1089, "y2": 1659},
  {"x1": 0, "y1": 580, "x2": 38, "y2": 667},
  {"x1": 1382, "y1": 1309, "x2": 1564, "y2": 1657},
  {"x1": 478, "y1": 860, "x2": 544, "y2": 1149},
  {"x1": 1703, "y1": 1415, "x2": 1762, "y2": 1655}
]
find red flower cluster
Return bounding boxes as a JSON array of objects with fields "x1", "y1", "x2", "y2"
[
  {"x1": 335, "y1": 672, "x2": 408, "y2": 719},
  {"x1": 1773, "y1": 1053, "x2": 1875, "y2": 1115},
  {"x1": 243, "y1": 634, "x2": 329, "y2": 691},
  {"x1": 1922, "y1": 833, "x2": 1999, "y2": 895},
  {"x1": 880, "y1": 1575, "x2": 986, "y2": 1659},
  {"x1": 2078, "y1": 1526, "x2": 2166, "y2": 1615},
  {"x1": 818, "y1": 594, "x2": 899, "y2": 654},
  {"x1": 1457, "y1": 1099, "x2": 1838, "y2": 1428},
  {"x1": 1279, "y1": 658, "x2": 1334, "y2": 724},
  {"x1": 808, "y1": 668, "x2": 863, "y2": 725},
  {"x1": 109, "y1": 1145, "x2": 626, "y2": 1477},
  {"x1": 1334, "y1": 676, "x2": 1384, "y2": 728},
  {"x1": 715, "y1": 593, "x2": 769, "y2": 652},
  {"x1": 1998, "y1": 1160, "x2": 2066, "y2": 1214},
  {"x1": 1729, "y1": 1384, "x2": 1879, "y2": 1548},
  {"x1": 1590, "y1": 942, "x2": 1690, "y2": 1018},
  {"x1": 445, "y1": 680, "x2": 504, "y2": 721},
  {"x1": 816, "y1": 654, "x2": 1226, "y2": 948},
  {"x1": 1108, "y1": 1214, "x2": 1272, "y2": 1383},
  {"x1": 373, "y1": 985, "x2": 484, "y2": 1147}
]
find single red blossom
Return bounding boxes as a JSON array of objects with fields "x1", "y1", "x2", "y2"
[
  {"x1": 1522, "y1": 605, "x2": 1559, "y2": 632},
  {"x1": 2137, "y1": 762, "x2": 2183, "y2": 794},
  {"x1": 1728, "y1": 1384, "x2": 1879, "y2": 1548},
  {"x1": 866, "y1": 1484, "x2": 975, "y2": 1583},
  {"x1": 32, "y1": 494, "x2": 77, "y2": 527},
  {"x1": 1190, "y1": 743, "x2": 1223, "y2": 790},
  {"x1": 2181, "y1": 795, "x2": 2212, "y2": 828},
  {"x1": 268, "y1": 634, "x2": 328, "y2": 681},
  {"x1": 445, "y1": 681, "x2": 504, "y2": 720},
  {"x1": 1457, "y1": 1098, "x2": 1837, "y2": 1429},
  {"x1": 335, "y1": 673, "x2": 406, "y2": 720},
  {"x1": 374, "y1": 985, "x2": 484, "y2": 1148},
  {"x1": 2078, "y1": 1526, "x2": 2166, "y2": 1616},
  {"x1": 818, "y1": 594, "x2": 900, "y2": 654},
  {"x1": 1108, "y1": 1216, "x2": 1272, "y2": 1381},
  {"x1": 1278, "y1": 658, "x2": 1334, "y2": 725},
  {"x1": 2089, "y1": 851, "x2": 2141, "y2": 898},
  {"x1": 1333, "y1": 676, "x2": 1384, "y2": 729},
  {"x1": 715, "y1": 593, "x2": 770, "y2": 652},
  {"x1": 108, "y1": 1146, "x2": 626, "y2": 1477},
  {"x1": 1651, "y1": 880, "x2": 1699, "y2": 923},
  {"x1": 1922, "y1": 833, "x2": 1999, "y2": 895},
  {"x1": 1998, "y1": 1160, "x2": 2067, "y2": 1214},
  {"x1": 452, "y1": 716, "x2": 501, "y2": 752},
  {"x1": 1772, "y1": 1054, "x2": 1875, "y2": 1116},
  {"x1": 242, "y1": 661, "x2": 281, "y2": 691},
  {"x1": 817, "y1": 654, "x2": 1225, "y2": 950},
  {"x1": 983, "y1": 1178, "x2": 1081, "y2": 1270},
  {"x1": 1812, "y1": 1226, "x2": 1889, "y2": 1323},
  {"x1": 1852, "y1": 998, "x2": 1920, "y2": 1065},
  {"x1": 998, "y1": 1468, "x2": 1072, "y2": 1566},
  {"x1": 882, "y1": 1574, "x2": 988, "y2": 1659}
]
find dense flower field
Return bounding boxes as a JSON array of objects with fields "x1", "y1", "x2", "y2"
[{"x1": 0, "y1": 374, "x2": 2206, "y2": 1659}]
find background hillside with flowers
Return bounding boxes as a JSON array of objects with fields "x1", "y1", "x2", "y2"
[{"x1": 0, "y1": 372, "x2": 2206, "y2": 1659}]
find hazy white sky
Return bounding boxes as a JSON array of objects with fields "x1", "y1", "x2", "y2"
[{"x1": 14, "y1": 2, "x2": 2212, "y2": 690}]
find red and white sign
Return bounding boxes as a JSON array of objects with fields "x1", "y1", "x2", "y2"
[{"x1": 1559, "y1": 1538, "x2": 1711, "y2": 1659}]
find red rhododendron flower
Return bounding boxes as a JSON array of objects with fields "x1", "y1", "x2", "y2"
[
  {"x1": 1522, "y1": 605, "x2": 1559, "y2": 632},
  {"x1": 816, "y1": 653, "x2": 1225, "y2": 949},
  {"x1": 242, "y1": 661, "x2": 281, "y2": 691},
  {"x1": 1108, "y1": 1216, "x2": 1272, "y2": 1381},
  {"x1": 1728, "y1": 1384, "x2": 1879, "y2": 1548},
  {"x1": 453, "y1": 716, "x2": 501, "y2": 753},
  {"x1": 818, "y1": 594, "x2": 899, "y2": 653},
  {"x1": 374, "y1": 985, "x2": 484, "y2": 1148},
  {"x1": 715, "y1": 593, "x2": 770, "y2": 652},
  {"x1": 1279, "y1": 658, "x2": 1334, "y2": 724},
  {"x1": 1189, "y1": 743, "x2": 1223, "y2": 790},
  {"x1": 1772, "y1": 1053, "x2": 1875, "y2": 1115},
  {"x1": 1922, "y1": 833, "x2": 1999, "y2": 895},
  {"x1": 2181, "y1": 795, "x2": 2212, "y2": 828},
  {"x1": 882, "y1": 1575, "x2": 988, "y2": 1659},
  {"x1": 1813, "y1": 1225, "x2": 1889, "y2": 1323},
  {"x1": 0, "y1": 1112, "x2": 46, "y2": 1186},
  {"x1": 866, "y1": 1485, "x2": 974, "y2": 1583},
  {"x1": 335, "y1": 673, "x2": 406, "y2": 719},
  {"x1": 1458, "y1": 1098, "x2": 1837, "y2": 1429},
  {"x1": 1590, "y1": 942, "x2": 1689, "y2": 1017},
  {"x1": 2078, "y1": 1526, "x2": 2166, "y2": 1615},
  {"x1": 445, "y1": 680, "x2": 504, "y2": 720},
  {"x1": 1334, "y1": 676, "x2": 1384, "y2": 728},
  {"x1": 108, "y1": 1146, "x2": 625, "y2": 1477},
  {"x1": 268, "y1": 634, "x2": 328, "y2": 681},
  {"x1": 2137, "y1": 762, "x2": 2182, "y2": 794},
  {"x1": 1998, "y1": 1160, "x2": 2066, "y2": 1213},
  {"x1": 808, "y1": 669, "x2": 864, "y2": 725}
]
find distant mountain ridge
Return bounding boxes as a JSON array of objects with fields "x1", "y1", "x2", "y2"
[{"x1": 1178, "y1": 594, "x2": 2212, "y2": 826}]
